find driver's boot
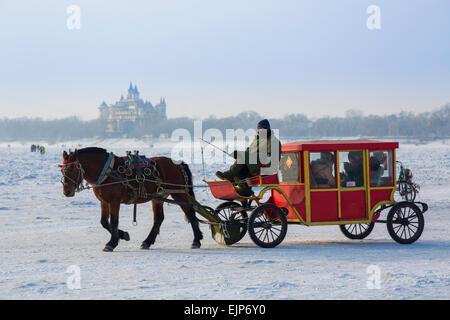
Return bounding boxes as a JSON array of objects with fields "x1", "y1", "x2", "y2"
[{"x1": 215, "y1": 171, "x2": 233, "y2": 182}]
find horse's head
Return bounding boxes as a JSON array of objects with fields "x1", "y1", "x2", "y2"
[{"x1": 60, "y1": 150, "x2": 84, "y2": 197}]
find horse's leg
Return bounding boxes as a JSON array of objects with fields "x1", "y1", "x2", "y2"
[
  {"x1": 103, "y1": 200, "x2": 121, "y2": 252},
  {"x1": 140, "y1": 200, "x2": 164, "y2": 250},
  {"x1": 171, "y1": 193, "x2": 203, "y2": 249},
  {"x1": 100, "y1": 201, "x2": 129, "y2": 242},
  {"x1": 100, "y1": 201, "x2": 111, "y2": 233}
]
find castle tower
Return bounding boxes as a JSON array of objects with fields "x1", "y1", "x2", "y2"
[
  {"x1": 127, "y1": 81, "x2": 138, "y2": 100},
  {"x1": 99, "y1": 101, "x2": 108, "y2": 119},
  {"x1": 155, "y1": 97, "x2": 167, "y2": 119}
]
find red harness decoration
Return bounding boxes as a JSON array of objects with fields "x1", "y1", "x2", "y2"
[{"x1": 58, "y1": 159, "x2": 77, "y2": 168}]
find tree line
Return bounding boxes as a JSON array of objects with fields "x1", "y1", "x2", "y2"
[{"x1": 0, "y1": 104, "x2": 448, "y2": 142}]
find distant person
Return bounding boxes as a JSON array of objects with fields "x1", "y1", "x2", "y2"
[{"x1": 215, "y1": 119, "x2": 282, "y2": 196}]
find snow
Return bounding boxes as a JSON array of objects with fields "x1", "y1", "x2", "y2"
[{"x1": 0, "y1": 138, "x2": 449, "y2": 300}]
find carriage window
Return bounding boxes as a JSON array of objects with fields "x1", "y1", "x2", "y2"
[
  {"x1": 309, "y1": 152, "x2": 336, "y2": 188},
  {"x1": 279, "y1": 152, "x2": 299, "y2": 182},
  {"x1": 370, "y1": 150, "x2": 393, "y2": 186},
  {"x1": 339, "y1": 151, "x2": 364, "y2": 188}
]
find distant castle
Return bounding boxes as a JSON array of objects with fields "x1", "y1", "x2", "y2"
[{"x1": 99, "y1": 82, "x2": 167, "y2": 133}]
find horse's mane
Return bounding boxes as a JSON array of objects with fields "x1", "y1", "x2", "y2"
[{"x1": 75, "y1": 147, "x2": 108, "y2": 155}]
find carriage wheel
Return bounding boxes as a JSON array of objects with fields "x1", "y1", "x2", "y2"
[
  {"x1": 387, "y1": 202, "x2": 424, "y2": 244},
  {"x1": 215, "y1": 202, "x2": 248, "y2": 242},
  {"x1": 398, "y1": 182, "x2": 416, "y2": 202},
  {"x1": 404, "y1": 183, "x2": 417, "y2": 202},
  {"x1": 248, "y1": 204, "x2": 287, "y2": 248},
  {"x1": 339, "y1": 223, "x2": 375, "y2": 240}
]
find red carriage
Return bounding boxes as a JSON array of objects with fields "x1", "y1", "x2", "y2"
[{"x1": 203, "y1": 140, "x2": 428, "y2": 248}]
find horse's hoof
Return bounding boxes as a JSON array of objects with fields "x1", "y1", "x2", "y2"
[
  {"x1": 140, "y1": 243, "x2": 150, "y2": 250},
  {"x1": 191, "y1": 243, "x2": 201, "y2": 249},
  {"x1": 103, "y1": 245, "x2": 114, "y2": 252},
  {"x1": 123, "y1": 232, "x2": 130, "y2": 241}
]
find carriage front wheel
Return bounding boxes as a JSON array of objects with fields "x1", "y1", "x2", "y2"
[
  {"x1": 387, "y1": 202, "x2": 424, "y2": 244},
  {"x1": 248, "y1": 204, "x2": 288, "y2": 248},
  {"x1": 215, "y1": 201, "x2": 248, "y2": 243}
]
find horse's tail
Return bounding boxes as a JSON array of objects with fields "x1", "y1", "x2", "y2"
[{"x1": 180, "y1": 162, "x2": 195, "y2": 199}]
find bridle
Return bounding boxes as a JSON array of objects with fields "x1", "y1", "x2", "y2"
[{"x1": 59, "y1": 158, "x2": 89, "y2": 193}]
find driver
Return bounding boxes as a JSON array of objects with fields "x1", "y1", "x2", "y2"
[{"x1": 216, "y1": 119, "x2": 282, "y2": 196}]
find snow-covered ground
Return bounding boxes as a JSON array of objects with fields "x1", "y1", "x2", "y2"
[{"x1": 0, "y1": 138, "x2": 449, "y2": 299}]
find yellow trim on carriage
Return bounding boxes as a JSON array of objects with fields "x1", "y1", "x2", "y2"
[
  {"x1": 257, "y1": 186, "x2": 306, "y2": 225},
  {"x1": 303, "y1": 151, "x2": 311, "y2": 224},
  {"x1": 336, "y1": 151, "x2": 342, "y2": 219}
]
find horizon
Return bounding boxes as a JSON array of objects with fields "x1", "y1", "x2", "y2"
[
  {"x1": 0, "y1": 101, "x2": 448, "y2": 122},
  {"x1": 0, "y1": 1, "x2": 449, "y2": 120}
]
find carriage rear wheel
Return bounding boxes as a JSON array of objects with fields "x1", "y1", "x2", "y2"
[
  {"x1": 339, "y1": 223, "x2": 375, "y2": 240},
  {"x1": 248, "y1": 204, "x2": 287, "y2": 248},
  {"x1": 387, "y1": 202, "x2": 424, "y2": 244},
  {"x1": 215, "y1": 202, "x2": 248, "y2": 243}
]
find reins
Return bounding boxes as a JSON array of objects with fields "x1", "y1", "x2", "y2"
[
  {"x1": 59, "y1": 152, "x2": 254, "y2": 196},
  {"x1": 60, "y1": 161, "x2": 246, "y2": 192}
]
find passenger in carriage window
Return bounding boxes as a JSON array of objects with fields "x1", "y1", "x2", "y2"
[
  {"x1": 370, "y1": 151, "x2": 385, "y2": 186},
  {"x1": 340, "y1": 151, "x2": 364, "y2": 187},
  {"x1": 309, "y1": 152, "x2": 336, "y2": 187},
  {"x1": 320, "y1": 152, "x2": 335, "y2": 170}
]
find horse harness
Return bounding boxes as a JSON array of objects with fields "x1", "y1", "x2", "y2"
[
  {"x1": 99, "y1": 151, "x2": 192, "y2": 221},
  {"x1": 61, "y1": 150, "x2": 192, "y2": 225}
]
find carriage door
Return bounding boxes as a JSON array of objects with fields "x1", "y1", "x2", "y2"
[
  {"x1": 308, "y1": 151, "x2": 339, "y2": 223},
  {"x1": 338, "y1": 150, "x2": 368, "y2": 221}
]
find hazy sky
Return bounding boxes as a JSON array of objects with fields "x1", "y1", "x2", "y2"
[{"x1": 0, "y1": 0, "x2": 449, "y2": 120}]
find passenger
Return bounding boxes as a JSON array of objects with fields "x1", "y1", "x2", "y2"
[
  {"x1": 310, "y1": 157, "x2": 335, "y2": 187},
  {"x1": 320, "y1": 152, "x2": 335, "y2": 169},
  {"x1": 370, "y1": 152, "x2": 385, "y2": 186},
  {"x1": 341, "y1": 151, "x2": 364, "y2": 187}
]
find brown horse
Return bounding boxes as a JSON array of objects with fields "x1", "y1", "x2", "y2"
[{"x1": 60, "y1": 147, "x2": 203, "y2": 251}]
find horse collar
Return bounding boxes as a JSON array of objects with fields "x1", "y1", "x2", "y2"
[{"x1": 96, "y1": 152, "x2": 115, "y2": 186}]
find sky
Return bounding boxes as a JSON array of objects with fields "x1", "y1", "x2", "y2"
[{"x1": 0, "y1": 0, "x2": 449, "y2": 120}]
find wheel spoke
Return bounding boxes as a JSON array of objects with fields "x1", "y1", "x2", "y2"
[
  {"x1": 263, "y1": 230, "x2": 269, "y2": 243},
  {"x1": 406, "y1": 224, "x2": 417, "y2": 235},
  {"x1": 269, "y1": 228, "x2": 280, "y2": 240},
  {"x1": 254, "y1": 226, "x2": 265, "y2": 234},
  {"x1": 271, "y1": 226, "x2": 281, "y2": 233},
  {"x1": 400, "y1": 226, "x2": 405, "y2": 239}
]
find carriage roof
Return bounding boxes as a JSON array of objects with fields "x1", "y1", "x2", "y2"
[{"x1": 281, "y1": 139, "x2": 399, "y2": 152}]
